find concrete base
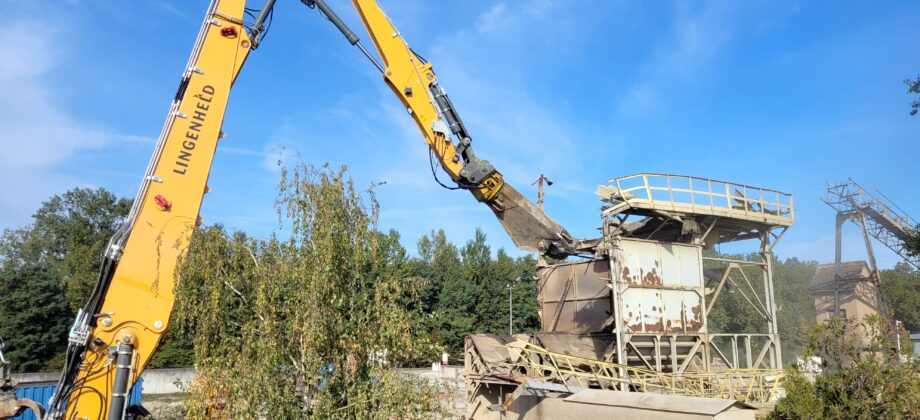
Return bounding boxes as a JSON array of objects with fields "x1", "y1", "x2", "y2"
[{"x1": 469, "y1": 388, "x2": 756, "y2": 420}]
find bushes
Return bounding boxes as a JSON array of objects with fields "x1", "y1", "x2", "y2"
[
  {"x1": 770, "y1": 317, "x2": 920, "y2": 419},
  {"x1": 175, "y1": 165, "x2": 447, "y2": 418}
]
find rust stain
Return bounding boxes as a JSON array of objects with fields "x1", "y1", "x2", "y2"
[
  {"x1": 621, "y1": 266, "x2": 632, "y2": 283},
  {"x1": 687, "y1": 304, "x2": 703, "y2": 332},
  {"x1": 670, "y1": 304, "x2": 686, "y2": 332},
  {"x1": 644, "y1": 321, "x2": 663, "y2": 332},
  {"x1": 643, "y1": 267, "x2": 662, "y2": 286}
]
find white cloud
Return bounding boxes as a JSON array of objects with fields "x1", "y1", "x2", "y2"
[
  {"x1": 0, "y1": 21, "x2": 149, "y2": 228},
  {"x1": 618, "y1": 83, "x2": 663, "y2": 116},
  {"x1": 656, "y1": 3, "x2": 732, "y2": 75},
  {"x1": 475, "y1": 3, "x2": 508, "y2": 34},
  {"x1": 345, "y1": 1, "x2": 601, "y2": 248},
  {"x1": 616, "y1": 1, "x2": 743, "y2": 117},
  {"x1": 0, "y1": 23, "x2": 108, "y2": 170},
  {"x1": 420, "y1": 2, "x2": 582, "y2": 185}
]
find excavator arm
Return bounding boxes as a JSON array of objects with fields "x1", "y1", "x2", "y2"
[
  {"x1": 306, "y1": 0, "x2": 580, "y2": 258},
  {"x1": 46, "y1": 1, "x2": 274, "y2": 418},
  {"x1": 46, "y1": 1, "x2": 582, "y2": 418}
]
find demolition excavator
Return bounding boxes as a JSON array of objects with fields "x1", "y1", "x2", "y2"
[{"x1": 28, "y1": 1, "x2": 585, "y2": 419}]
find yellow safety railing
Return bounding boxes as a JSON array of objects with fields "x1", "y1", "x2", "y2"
[
  {"x1": 504, "y1": 340, "x2": 784, "y2": 403},
  {"x1": 607, "y1": 173, "x2": 794, "y2": 226}
]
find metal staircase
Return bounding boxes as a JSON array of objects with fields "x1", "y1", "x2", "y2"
[{"x1": 823, "y1": 179, "x2": 919, "y2": 269}]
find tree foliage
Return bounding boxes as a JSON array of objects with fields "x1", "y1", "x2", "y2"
[
  {"x1": 0, "y1": 188, "x2": 130, "y2": 371},
  {"x1": 411, "y1": 229, "x2": 539, "y2": 358},
  {"x1": 772, "y1": 257, "x2": 819, "y2": 361},
  {"x1": 770, "y1": 317, "x2": 920, "y2": 419},
  {"x1": 0, "y1": 262, "x2": 70, "y2": 372},
  {"x1": 0, "y1": 188, "x2": 131, "y2": 310},
  {"x1": 0, "y1": 182, "x2": 541, "y2": 374},
  {"x1": 904, "y1": 224, "x2": 920, "y2": 258},
  {"x1": 905, "y1": 75, "x2": 920, "y2": 116},
  {"x1": 881, "y1": 262, "x2": 920, "y2": 332},
  {"x1": 174, "y1": 165, "x2": 446, "y2": 418},
  {"x1": 704, "y1": 252, "x2": 818, "y2": 363}
]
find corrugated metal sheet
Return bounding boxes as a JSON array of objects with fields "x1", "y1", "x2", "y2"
[{"x1": 12, "y1": 378, "x2": 143, "y2": 420}]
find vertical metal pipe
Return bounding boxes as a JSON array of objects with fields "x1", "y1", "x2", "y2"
[
  {"x1": 608, "y1": 251, "x2": 628, "y2": 391},
  {"x1": 249, "y1": 0, "x2": 278, "y2": 49},
  {"x1": 108, "y1": 342, "x2": 134, "y2": 420},
  {"x1": 252, "y1": 0, "x2": 278, "y2": 29},
  {"x1": 857, "y1": 212, "x2": 888, "y2": 315},
  {"x1": 508, "y1": 283, "x2": 513, "y2": 335},
  {"x1": 762, "y1": 232, "x2": 781, "y2": 367},
  {"x1": 834, "y1": 213, "x2": 846, "y2": 318}
]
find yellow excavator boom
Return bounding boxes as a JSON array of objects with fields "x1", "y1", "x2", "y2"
[
  {"x1": 47, "y1": 1, "x2": 259, "y2": 418},
  {"x1": 308, "y1": 0, "x2": 579, "y2": 257},
  {"x1": 46, "y1": 1, "x2": 583, "y2": 418}
]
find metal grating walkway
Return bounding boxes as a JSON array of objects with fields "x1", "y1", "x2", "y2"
[
  {"x1": 600, "y1": 173, "x2": 794, "y2": 227},
  {"x1": 824, "y1": 178, "x2": 919, "y2": 269}
]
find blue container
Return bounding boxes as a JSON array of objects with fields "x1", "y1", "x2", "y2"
[{"x1": 11, "y1": 378, "x2": 143, "y2": 420}]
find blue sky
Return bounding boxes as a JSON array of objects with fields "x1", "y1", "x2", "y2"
[{"x1": 1, "y1": 0, "x2": 918, "y2": 268}]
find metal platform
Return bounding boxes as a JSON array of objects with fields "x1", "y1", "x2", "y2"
[
  {"x1": 600, "y1": 173, "x2": 794, "y2": 226},
  {"x1": 464, "y1": 335, "x2": 783, "y2": 411},
  {"x1": 824, "y1": 178, "x2": 919, "y2": 269},
  {"x1": 465, "y1": 172, "x2": 794, "y2": 419}
]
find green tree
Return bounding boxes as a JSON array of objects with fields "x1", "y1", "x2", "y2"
[
  {"x1": 0, "y1": 188, "x2": 130, "y2": 371},
  {"x1": 772, "y1": 257, "x2": 818, "y2": 361},
  {"x1": 416, "y1": 230, "x2": 472, "y2": 356},
  {"x1": 0, "y1": 262, "x2": 70, "y2": 372},
  {"x1": 770, "y1": 317, "x2": 920, "y2": 419},
  {"x1": 510, "y1": 253, "x2": 541, "y2": 333},
  {"x1": 463, "y1": 229, "x2": 502, "y2": 334},
  {"x1": 704, "y1": 252, "x2": 818, "y2": 363},
  {"x1": 175, "y1": 165, "x2": 443, "y2": 418},
  {"x1": 415, "y1": 230, "x2": 457, "y2": 311},
  {"x1": 904, "y1": 224, "x2": 920, "y2": 258},
  {"x1": 0, "y1": 188, "x2": 131, "y2": 310},
  {"x1": 146, "y1": 323, "x2": 195, "y2": 368},
  {"x1": 882, "y1": 262, "x2": 920, "y2": 332},
  {"x1": 485, "y1": 249, "x2": 515, "y2": 334}
]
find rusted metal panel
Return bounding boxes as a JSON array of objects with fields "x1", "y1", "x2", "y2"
[
  {"x1": 538, "y1": 260, "x2": 612, "y2": 334},
  {"x1": 614, "y1": 239, "x2": 705, "y2": 334},
  {"x1": 537, "y1": 240, "x2": 705, "y2": 335}
]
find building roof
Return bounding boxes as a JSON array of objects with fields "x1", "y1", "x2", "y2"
[{"x1": 811, "y1": 261, "x2": 871, "y2": 288}]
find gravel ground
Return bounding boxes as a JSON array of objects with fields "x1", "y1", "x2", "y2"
[{"x1": 140, "y1": 393, "x2": 187, "y2": 419}]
